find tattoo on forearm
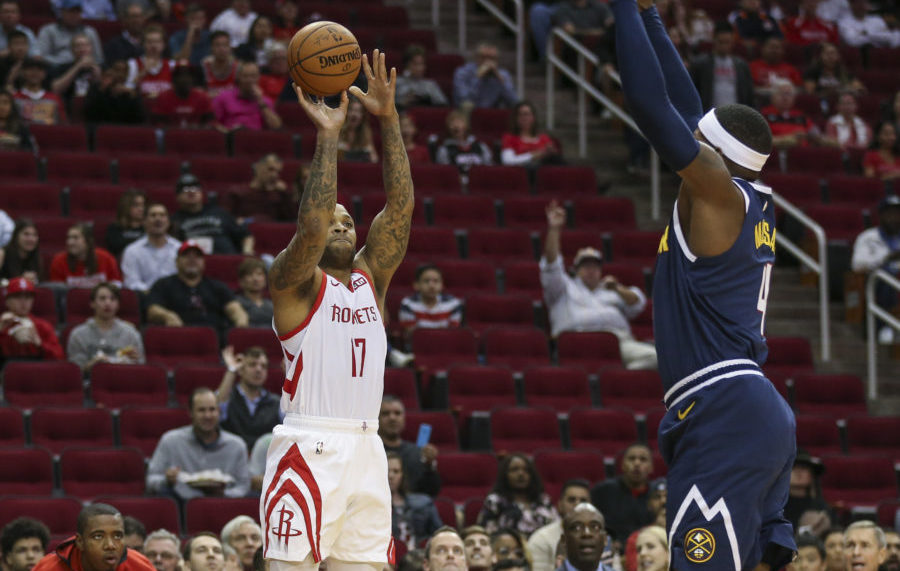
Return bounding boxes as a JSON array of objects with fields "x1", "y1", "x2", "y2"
[
  {"x1": 269, "y1": 138, "x2": 338, "y2": 291},
  {"x1": 366, "y1": 119, "x2": 413, "y2": 272}
]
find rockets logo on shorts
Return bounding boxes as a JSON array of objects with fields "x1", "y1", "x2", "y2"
[
  {"x1": 272, "y1": 506, "x2": 304, "y2": 545},
  {"x1": 684, "y1": 528, "x2": 716, "y2": 563}
]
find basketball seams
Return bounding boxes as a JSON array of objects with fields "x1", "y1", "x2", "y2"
[
  {"x1": 298, "y1": 45, "x2": 360, "y2": 76},
  {"x1": 288, "y1": 21, "x2": 360, "y2": 97}
]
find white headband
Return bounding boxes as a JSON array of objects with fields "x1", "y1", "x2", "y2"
[{"x1": 697, "y1": 109, "x2": 769, "y2": 172}]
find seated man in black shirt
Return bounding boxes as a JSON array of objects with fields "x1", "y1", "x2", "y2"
[
  {"x1": 170, "y1": 174, "x2": 253, "y2": 255},
  {"x1": 217, "y1": 344, "x2": 281, "y2": 452},
  {"x1": 590, "y1": 442, "x2": 655, "y2": 545},
  {"x1": 145, "y1": 240, "x2": 249, "y2": 336}
]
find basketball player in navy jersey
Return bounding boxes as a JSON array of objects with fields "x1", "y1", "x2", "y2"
[
  {"x1": 610, "y1": 0, "x2": 796, "y2": 570},
  {"x1": 260, "y1": 49, "x2": 412, "y2": 571}
]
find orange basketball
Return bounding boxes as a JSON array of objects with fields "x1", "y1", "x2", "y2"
[{"x1": 288, "y1": 21, "x2": 361, "y2": 97}]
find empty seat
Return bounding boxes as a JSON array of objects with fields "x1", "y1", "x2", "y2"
[
  {"x1": 433, "y1": 496, "x2": 458, "y2": 528},
  {"x1": 643, "y1": 407, "x2": 667, "y2": 449},
  {"x1": 184, "y1": 497, "x2": 260, "y2": 534},
  {"x1": 119, "y1": 406, "x2": 190, "y2": 457},
  {"x1": 489, "y1": 406, "x2": 561, "y2": 453},
  {"x1": 502, "y1": 197, "x2": 552, "y2": 231},
  {"x1": 406, "y1": 227, "x2": 460, "y2": 260},
  {"x1": 0, "y1": 151, "x2": 39, "y2": 182},
  {"x1": 3, "y1": 361, "x2": 83, "y2": 407},
  {"x1": 401, "y1": 411, "x2": 459, "y2": 451},
  {"x1": 482, "y1": 327, "x2": 550, "y2": 371},
  {"x1": 0, "y1": 447, "x2": 54, "y2": 495},
  {"x1": 117, "y1": 155, "x2": 183, "y2": 186},
  {"x1": 410, "y1": 163, "x2": 461, "y2": 194},
  {"x1": 794, "y1": 414, "x2": 842, "y2": 456},
  {"x1": 95, "y1": 125, "x2": 159, "y2": 155},
  {"x1": 29, "y1": 124, "x2": 88, "y2": 152},
  {"x1": 469, "y1": 108, "x2": 510, "y2": 144},
  {"x1": 187, "y1": 157, "x2": 253, "y2": 191},
  {"x1": 571, "y1": 197, "x2": 637, "y2": 232},
  {"x1": 876, "y1": 499, "x2": 900, "y2": 528},
  {"x1": 464, "y1": 293, "x2": 535, "y2": 333},
  {"x1": 535, "y1": 166, "x2": 598, "y2": 197},
  {"x1": 144, "y1": 326, "x2": 221, "y2": 370},
  {"x1": 406, "y1": 108, "x2": 453, "y2": 141},
  {"x1": 163, "y1": 128, "x2": 228, "y2": 157},
  {"x1": 568, "y1": 407, "x2": 639, "y2": 452},
  {"x1": 845, "y1": 415, "x2": 900, "y2": 458},
  {"x1": 598, "y1": 369, "x2": 664, "y2": 413},
  {"x1": 804, "y1": 204, "x2": 865, "y2": 243},
  {"x1": 462, "y1": 497, "x2": 484, "y2": 526},
  {"x1": 466, "y1": 228, "x2": 535, "y2": 263},
  {"x1": 45, "y1": 152, "x2": 112, "y2": 184},
  {"x1": 65, "y1": 283, "x2": 141, "y2": 326},
  {"x1": 793, "y1": 373, "x2": 866, "y2": 417},
  {"x1": 786, "y1": 147, "x2": 844, "y2": 174},
  {"x1": 430, "y1": 195, "x2": 497, "y2": 228},
  {"x1": 384, "y1": 368, "x2": 419, "y2": 411},
  {"x1": 501, "y1": 261, "x2": 542, "y2": 300},
  {"x1": 233, "y1": 129, "x2": 298, "y2": 158},
  {"x1": 354, "y1": 5, "x2": 409, "y2": 27},
  {"x1": 173, "y1": 366, "x2": 227, "y2": 406},
  {"x1": 820, "y1": 454, "x2": 898, "y2": 507},
  {"x1": 226, "y1": 328, "x2": 283, "y2": 368},
  {"x1": 826, "y1": 175, "x2": 887, "y2": 208},
  {"x1": 763, "y1": 336, "x2": 814, "y2": 380},
  {"x1": 93, "y1": 496, "x2": 181, "y2": 536},
  {"x1": 609, "y1": 231, "x2": 662, "y2": 268},
  {"x1": 446, "y1": 365, "x2": 517, "y2": 416},
  {"x1": 59, "y1": 447, "x2": 146, "y2": 499},
  {"x1": 468, "y1": 166, "x2": 530, "y2": 197},
  {"x1": 533, "y1": 449, "x2": 606, "y2": 499},
  {"x1": 0, "y1": 183, "x2": 62, "y2": 218},
  {"x1": 0, "y1": 497, "x2": 83, "y2": 536},
  {"x1": 380, "y1": 29, "x2": 436, "y2": 52},
  {"x1": 30, "y1": 407, "x2": 114, "y2": 453},
  {"x1": 90, "y1": 363, "x2": 169, "y2": 408},
  {"x1": 67, "y1": 184, "x2": 125, "y2": 218},
  {"x1": 436, "y1": 260, "x2": 498, "y2": 298},
  {"x1": 556, "y1": 331, "x2": 622, "y2": 371},
  {"x1": 762, "y1": 172, "x2": 823, "y2": 208},
  {"x1": 248, "y1": 222, "x2": 295, "y2": 256},
  {"x1": 411, "y1": 328, "x2": 479, "y2": 372},
  {"x1": 522, "y1": 366, "x2": 592, "y2": 412},
  {"x1": 435, "y1": 453, "x2": 497, "y2": 502},
  {"x1": 0, "y1": 408, "x2": 25, "y2": 446}
]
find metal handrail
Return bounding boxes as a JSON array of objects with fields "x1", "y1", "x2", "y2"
[
  {"x1": 546, "y1": 27, "x2": 662, "y2": 220},
  {"x1": 771, "y1": 193, "x2": 831, "y2": 362},
  {"x1": 453, "y1": 0, "x2": 525, "y2": 99},
  {"x1": 866, "y1": 268, "x2": 900, "y2": 398}
]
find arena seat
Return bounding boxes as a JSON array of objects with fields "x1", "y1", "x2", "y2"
[
  {"x1": 426, "y1": 259, "x2": 497, "y2": 298},
  {"x1": 793, "y1": 373, "x2": 867, "y2": 417},
  {"x1": 763, "y1": 336, "x2": 815, "y2": 380},
  {"x1": 187, "y1": 156, "x2": 254, "y2": 191},
  {"x1": 32, "y1": 217, "x2": 73, "y2": 251},
  {"x1": 30, "y1": 408, "x2": 114, "y2": 453},
  {"x1": 501, "y1": 261, "x2": 542, "y2": 300},
  {"x1": 568, "y1": 407, "x2": 639, "y2": 453},
  {"x1": 203, "y1": 254, "x2": 244, "y2": 291},
  {"x1": 464, "y1": 294, "x2": 536, "y2": 333},
  {"x1": 556, "y1": 331, "x2": 622, "y2": 371},
  {"x1": 433, "y1": 497, "x2": 459, "y2": 527},
  {"x1": 29, "y1": 124, "x2": 88, "y2": 152},
  {"x1": 469, "y1": 108, "x2": 510, "y2": 144},
  {"x1": 163, "y1": 128, "x2": 228, "y2": 157},
  {"x1": 535, "y1": 166, "x2": 598, "y2": 197},
  {"x1": 384, "y1": 368, "x2": 419, "y2": 411},
  {"x1": 226, "y1": 328, "x2": 284, "y2": 368},
  {"x1": 93, "y1": 496, "x2": 181, "y2": 536},
  {"x1": 411, "y1": 328, "x2": 479, "y2": 372},
  {"x1": 598, "y1": 368, "x2": 664, "y2": 413},
  {"x1": 762, "y1": 172, "x2": 823, "y2": 209},
  {"x1": 433, "y1": 453, "x2": 497, "y2": 502},
  {"x1": 489, "y1": 406, "x2": 561, "y2": 453},
  {"x1": 405, "y1": 227, "x2": 461, "y2": 260},
  {"x1": 803, "y1": 204, "x2": 866, "y2": 243},
  {"x1": 820, "y1": 454, "x2": 899, "y2": 507},
  {"x1": 118, "y1": 406, "x2": 190, "y2": 457},
  {"x1": 522, "y1": 365, "x2": 592, "y2": 412},
  {"x1": 643, "y1": 407, "x2": 667, "y2": 449},
  {"x1": 0, "y1": 497, "x2": 83, "y2": 535},
  {"x1": 184, "y1": 498, "x2": 260, "y2": 534},
  {"x1": 466, "y1": 228, "x2": 535, "y2": 263},
  {"x1": 406, "y1": 108, "x2": 453, "y2": 142},
  {"x1": 610, "y1": 230, "x2": 662, "y2": 267},
  {"x1": 533, "y1": 449, "x2": 606, "y2": 499},
  {"x1": 44, "y1": 152, "x2": 113, "y2": 184},
  {"x1": 173, "y1": 366, "x2": 227, "y2": 406},
  {"x1": 3, "y1": 361, "x2": 83, "y2": 407},
  {"x1": 144, "y1": 326, "x2": 221, "y2": 370},
  {"x1": 794, "y1": 414, "x2": 843, "y2": 456},
  {"x1": 0, "y1": 151, "x2": 39, "y2": 182},
  {"x1": 232, "y1": 129, "x2": 299, "y2": 159},
  {"x1": 354, "y1": 5, "x2": 409, "y2": 28},
  {"x1": 95, "y1": 125, "x2": 159, "y2": 156},
  {"x1": 65, "y1": 286, "x2": 141, "y2": 326},
  {"x1": 468, "y1": 166, "x2": 530, "y2": 197},
  {"x1": 429, "y1": 195, "x2": 497, "y2": 228},
  {"x1": 336, "y1": 162, "x2": 383, "y2": 194},
  {"x1": 0, "y1": 408, "x2": 25, "y2": 446},
  {"x1": 67, "y1": 183, "x2": 125, "y2": 218},
  {"x1": 117, "y1": 154, "x2": 183, "y2": 186},
  {"x1": 876, "y1": 499, "x2": 900, "y2": 528},
  {"x1": 602, "y1": 262, "x2": 650, "y2": 293},
  {"x1": 786, "y1": 147, "x2": 844, "y2": 174},
  {"x1": 463, "y1": 497, "x2": 484, "y2": 526},
  {"x1": 0, "y1": 447, "x2": 54, "y2": 495},
  {"x1": 409, "y1": 163, "x2": 461, "y2": 194},
  {"x1": 59, "y1": 447, "x2": 146, "y2": 499},
  {"x1": 401, "y1": 411, "x2": 460, "y2": 451},
  {"x1": 845, "y1": 415, "x2": 900, "y2": 459},
  {"x1": 247, "y1": 222, "x2": 295, "y2": 256},
  {"x1": 380, "y1": 29, "x2": 436, "y2": 53},
  {"x1": 825, "y1": 175, "x2": 888, "y2": 208},
  {"x1": 481, "y1": 327, "x2": 550, "y2": 371},
  {"x1": 501, "y1": 196, "x2": 555, "y2": 231},
  {"x1": 357, "y1": 193, "x2": 427, "y2": 226},
  {"x1": 570, "y1": 197, "x2": 637, "y2": 232},
  {"x1": 0, "y1": 183, "x2": 63, "y2": 218},
  {"x1": 446, "y1": 365, "x2": 517, "y2": 416},
  {"x1": 90, "y1": 364, "x2": 169, "y2": 409}
]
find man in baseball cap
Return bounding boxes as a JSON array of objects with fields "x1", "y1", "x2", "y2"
[
  {"x1": 171, "y1": 174, "x2": 252, "y2": 255},
  {"x1": 0, "y1": 278, "x2": 64, "y2": 363}
]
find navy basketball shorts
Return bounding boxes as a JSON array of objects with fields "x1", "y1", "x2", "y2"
[{"x1": 659, "y1": 368, "x2": 796, "y2": 571}]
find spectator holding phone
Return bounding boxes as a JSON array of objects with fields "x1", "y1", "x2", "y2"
[{"x1": 378, "y1": 395, "x2": 442, "y2": 497}]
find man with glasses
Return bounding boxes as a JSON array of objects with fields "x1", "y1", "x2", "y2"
[{"x1": 144, "y1": 530, "x2": 181, "y2": 571}]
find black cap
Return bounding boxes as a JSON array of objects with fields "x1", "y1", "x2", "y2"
[
  {"x1": 794, "y1": 449, "x2": 824, "y2": 476},
  {"x1": 175, "y1": 173, "x2": 201, "y2": 194}
]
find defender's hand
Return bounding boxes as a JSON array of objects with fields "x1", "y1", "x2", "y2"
[
  {"x1": 349, "y1": 50, "x2": 397, "y2": 118},
  {"x1": 294, "y1": 84, "x2": 349, "y2": 134}
]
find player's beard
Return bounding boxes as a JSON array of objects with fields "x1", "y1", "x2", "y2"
[{"x1": 319, "y1": 242, "x2": 355, "y2": 270}]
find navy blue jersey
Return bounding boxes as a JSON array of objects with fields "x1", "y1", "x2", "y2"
[{"x1": 652, "y1": 177, "x2": 776, "y2": 389}]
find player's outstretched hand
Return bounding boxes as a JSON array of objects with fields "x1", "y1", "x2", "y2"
[
  {"x1": 349, "y1": 49, "x2": 397, "y2": 118},
  {"x1": 294, "y1": 84, "x2": 349, "y2": 134},
  {"x1": 637, "y1": 0, "x2": 654, "y2": 10}
]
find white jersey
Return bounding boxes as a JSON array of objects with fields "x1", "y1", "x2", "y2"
[{"x1": 275, "y1": 269, "x2": 387, "y2": 421}]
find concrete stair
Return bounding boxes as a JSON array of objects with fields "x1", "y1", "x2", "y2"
[{"x1": 394, "y1": 0, "x2": 900, "y2": 411}]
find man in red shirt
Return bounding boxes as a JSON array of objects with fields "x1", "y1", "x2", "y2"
[
  {"x1": 750, "y1": 37, "x2": 803, "y2": 92},
  {"x1": 783, "y1": 0, "x2": 839, "y2": 45},
  {"x1": 0, "y1": 277, "x2": 63, "y2": 363},
  {"x1": 152, "y1": 60, "x2": 213, "y2": 126},
  {"x1": 32, "y1": 504, "x2": 154, "y2": 571},
  {"x1": 760, "y1": 79, "x2": 820, "y2": 148}
]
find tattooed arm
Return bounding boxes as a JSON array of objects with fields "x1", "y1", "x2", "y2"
[
  {"x1": 350, "y1": 50, "x2": 414, "y2": 303},
  {"x1": 268, "y1": 87, "x2": 349, "y2": 336}
]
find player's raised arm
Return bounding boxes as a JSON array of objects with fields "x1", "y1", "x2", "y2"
[
  {"x1": 350, "y1": 50, "x2": 414, "y2": 301},
  {"x1": 268, "y1": 86, "x2": 349, "y2": 331}
]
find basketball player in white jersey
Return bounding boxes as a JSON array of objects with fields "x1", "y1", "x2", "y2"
[{"x1": 260, "y1": 50, "x2": 413, "y2": 571}]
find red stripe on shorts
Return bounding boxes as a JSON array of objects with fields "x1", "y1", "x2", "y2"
[{"x1": 263, "y1": 444, "x2": 323, "y2": 561}]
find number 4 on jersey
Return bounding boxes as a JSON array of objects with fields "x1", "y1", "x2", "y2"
[
  {"x1": 351, "y1": 338, "x2": 366, "y2": 377},
  {"x1": 757, "y1": 263, "x2": 773, "y2": 336}
]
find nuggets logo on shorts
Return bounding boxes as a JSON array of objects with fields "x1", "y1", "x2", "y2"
[{"x1": 684, "y1": 527, "x2": 716, "y2": 563}]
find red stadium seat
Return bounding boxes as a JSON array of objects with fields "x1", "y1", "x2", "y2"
[
  {"x1": 0, "y1": 497, "x2": 83, "y2": 536},
  {"x1": 203, "y1": 254, "x2": 244, "y2": 291},
  {"x1": 434, "y1": 453, "x2": 497, "y2": 502},
  {"x1": 0, "y1": 183, "x2": 62, "y2": 218},
  {"x1": 119, "y1": 406, "x2": 190, "y2": 457},
  {"x1": 762, "y1": 172, "x2": 823, "y2": 208},
  {"x1": 0, "y1": 151, "x2": 39, "y2": 182},
  {"x1": 232, "y1": 130, "x2": 299, "y2": 158},
  {"x1": 430, "y1": 195, "x2": 497, "y2": 228},
  {"x1": 644, "y1": 407, "x2": 667, "y2": 449},
  {"x1": 603, "y1": 262, "x2": 649, "y2": 293},
  {"x1": 144, "y1": 326, "x2": 221, "y2": 370},
  {"x1": 44, "y1": 152, "x2": 112, "y2": 184},
  {"x1": 804, "y1": 204, "x2": 866, "y2": 243},
  {"x1": 763, "y1": 337, "x2": 815, "y2": 380},
  {"x1": 226, "y1": 328, "x2": 283, "y2": 368},
  {"x1": 357, "y1": 194, "x2": 427, "y2": 226},
  {"x1": 2, "y1": 361, "x2": 82, "y2": 407},
  {"x1": 468, "y1": 166, "x2": 530, "y2": 197},
  {"x1": 568, "y1": 407, "x2": 639, "y2": 452},
  {"x1": 354, "y1": 5, "x2": 409, "y2": 27},
  {"x1": 380, "y1": 29, "x2": 436, "y2": 53},
  {"x1": 598, "y1": 369, "x2": 664, "y2": 413},
  {"x1": 876, "y1": 499, "x2": 900, "y2": 528},
  {"x1": 469, "y1": 108, "x2": 510, "y2": 144},
  {"x1": 501, "y1": 261, "x2": 542, "y2": 300},
  {"x1": 501, "y1": 197, "x2": 553, "y2": 231},
  {"x1": 794, "y1": 414, "x2": 843, "y2": 456},
  {"x1": 67, "y1": 184, "x2": 125, "y2": 218},
  {"x1": 786, "y1": 147, "x2": 844, "y2": 174},
  {"x1": 163, "y1": 128, "x2": 228, "y2": 157},
  {"x1": 820, "y1": 454, "x2": 899, "y2": 507},
  {"x1": 406, "y1": 227, "x2": 461, "y2": 260},
  {"x1": 482, "y1": 327, "x2": 550, "y2": 371},
  {"x1": 406, "y1": 109, "x2": 453, "y2": 141},
  {"x1": 557, "y1": 331, "x2": 622, "y2": 371},
  {"x1": 248, "y1": 222, "x2": 295, "y2": 256},
  {"x1": 336, "y1": 163, "x2": 382, "y2": 194},
  {"x1": 410, "y1": 163, "x2": 461, "y2": 194},
  {"x1": 845, "y1": 415, "x2": 900, "y2": 459},
  {"x1": 0, "y1": 408, "x2": 25, "y2": 446},
  {"x1": 793, "y1": 373, "x2": 867, "y2": 417},
  {"x1": 826, "y1": 175, "x2": 888, "y2": 208},
  {"x1": 32, "y1": 216, "x2": 73, "y2": 251},
  {"x1": 173, "y1": 366, "x2": 226, "y2": 406},
  {"x1": 464, "y1": 294, "x2": 535, "y2": 333},
  {"x1": 29, "y1": 124, "x2": 88, "y2": 152},
  {"x1": 570, "y1": 197, "x2": 637, "y2": 232},
  {"x1": 533, "y1": 449, "x2": 606, "y2": 499},
  {"x1": 433, "y1": 497, "x2": 459, "y2": 527},
  {"x1": 93, "y1": 496, "x2": 181, "y2": 536},
  {"x1": 184, "y1": 498, "x2": 260, "y2": 534},
  {"x1": 466, "y1": 228, "x2": 535, "y2": 263},
  {"x1": 384, "y1": 368, "x2": 419, "y2": 411},
  {"x1": 65, "y1": 282, "x2": 141, "y2": 326},
  {"x1": 489, "y1": 406, "x2": 561, "y2": 453},
  {"x1": 117, "y1": 155, "x2": 184, "y2": 186},
  {"x1": 446, "y1": 365, "x2": 517, "y2": 416},
  {"x1": 401, "y1": 411, "x2": 460, "y2": 451},
  {"x1": 95, "y1": 125, "x2": 159, "y2": 156},
  {"x1": 59, "y1": 447, "x2": 146, "y2": 499},
  {"x1": 522, "y1": 366, "x2": 592, "y2": 412},
  {"x1": 610, "y1": 230, "x2": 662, "y2": 267},
  {"x1": 30, "y1": 407, "x2": 114, "y2": 453},
  {"x1": 411, "y1": 328, "x2": 479, "y2": 372},
  {"x1": 90, "y1": 364, "x2": 169, "y2": 408},
  {"x1": 535, "y1": 166, "x2": 598, "y2": 197},
  {"x1": 0, "y1": 447, "x2": 54, "y2": 495},
  {"x1": 187, "y1": 157, "x2": 253, "y2": 191},
  {"x1": 463, "y1": 497, "x2": 485, "y2": 526}
]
